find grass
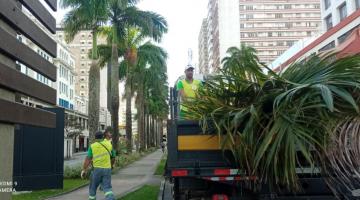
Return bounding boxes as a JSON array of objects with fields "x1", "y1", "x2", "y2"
[
  {"x1": 12, "y1": 179, "x2": 89, "y2": 200},
  {"x1": 118, "y1": 185, "x2": 160, "y2": 200},
  {"x1": 154, "y1": 155, "x2": 167, "y2": 175}
]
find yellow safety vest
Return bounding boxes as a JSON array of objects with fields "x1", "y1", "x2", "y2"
[
  {"x1": 180, "y1": 79, "x2": 201, "y2": 112},
  {"x1": 90, "y1": 141, "x2": 112, "y2": 169}
]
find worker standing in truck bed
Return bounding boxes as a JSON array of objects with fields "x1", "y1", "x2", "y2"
[{"x1": 176, "y1": 64, "x2": 202, "y2": 119}]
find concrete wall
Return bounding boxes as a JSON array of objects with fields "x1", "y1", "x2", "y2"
[{"x1": 0, "y1": 19, "x2": 16, "y2": 200}]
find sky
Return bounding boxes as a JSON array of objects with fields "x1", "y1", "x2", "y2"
[{"x1": 55, "y1": 0, "x2": 208, "y2": 86}]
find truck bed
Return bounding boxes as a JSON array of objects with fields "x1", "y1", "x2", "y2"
[{"x1": 165, "y1": 119, "x2": 335, "y2": 199}]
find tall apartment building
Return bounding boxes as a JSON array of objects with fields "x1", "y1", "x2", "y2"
[
  {"x1": 201, "y1": 0, "x2": 322, "y2": 72},
  {"x1": 56, "y1": 29, "x2": 111, "y2": 130},
  {"x1": 271, "y1": 0, "x2": 360, "y2": 70},
  {"x1": 56, "y1": 30, "x2": 105, "y2": 98},
  {"x1": 239, "y1": 0, "x2": 322, "y2": 65},
  {"x1": 198, "y1": 19, "x2": 210, "y2": 74},
  {"x1": 207, "y1": 0, "x2": 240, "y2": 73}
]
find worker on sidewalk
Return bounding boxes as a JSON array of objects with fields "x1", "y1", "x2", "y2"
[{"x1": 81, "y1": 131, "x2": 116, "y2": 200}]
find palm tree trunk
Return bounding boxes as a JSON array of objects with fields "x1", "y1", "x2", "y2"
[
  {"x1": 144, "y1": 111, "x2": 147, "y2": 150},
  {"x1": 138, "y1": 83, "x2": 145, "y2": 152},
  {"x1": 125, "y1": 74, "x2": 132, "y2": 153},
  {"x1": 157, "y1": 118, "x2": 162, "y2": 147},
  {"x1": 150, "y1": 115, "x2": 154, "y2": 147},
  {"x1": 155, "y1": 117, "x2": 158, "y2": 147},
  {"x1": 107, "y1": 62, "x2": 112, "y2": 114},
  {"x1": 160, "y1": 119, "x2": 164, "y2": 145},
  {"x1": 146, "y1": 112, "x2": 150, "y2": 148},
  {"x1": 153, "y1": 117, "x2": 156, "y2": 147},
  {"x1": 88, "y1": 29, "x2": 100, "y2": 142},
  {"x1": 110, "y1": 26, "x2": 119, "y2": 153}
]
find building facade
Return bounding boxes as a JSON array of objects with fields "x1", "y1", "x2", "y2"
[
  {"x1": 201, "y1": 0, "x2": 323, "y2": 73},
  {"x1": 207, "y1": 0, "x2": 241, "y2": 73},
  {"x1": 239, "y1": 0, "x2": 322, "y2": 65},
  {"x1": 17, "y1": 34, "x2": 90, "y2": 157},
  {"x1": 53, "y1": 41, "x2": 76, "y2": 110},
  {"x1": 271, "y1": 0, "x2": 360, "y2": 70},
  {"x1": 56, "y1": 29, "x2": 111, "y2": 130},
  {"x1": 198, "y1": 19, "x2": 210, "y2": 74}
]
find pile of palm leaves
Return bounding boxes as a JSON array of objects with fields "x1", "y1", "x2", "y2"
[{"x1": 185, "y1": 45, "x2": 360, "y2": 197}]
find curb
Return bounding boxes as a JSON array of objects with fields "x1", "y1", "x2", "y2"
[
  {"x1": 114, "y1": 183, "x2": 145, "y2": 199},
  {"x1": 157, "y1": 179, "x2": 165, "y2": 200}
]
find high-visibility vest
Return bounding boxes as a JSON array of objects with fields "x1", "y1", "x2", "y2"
[
  {"x1": 90, "y1": 141, "x2": 112, "y2": 169},
  {"x1": 180, "y1": 79, "x2": 201, "y2": 112}
]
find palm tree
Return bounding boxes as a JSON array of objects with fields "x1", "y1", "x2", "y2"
[
  {"x1": 95, "y1": 0, "x2": 167, "y2": 152},
  {"x1": 121, "y1": 28, "x2": 168, "y2": 151},
  {"x1": 133, "y1": 42, "x2": 168, "y2": 151},
  {"x1": 118, "y1": 26, "x2": 166, "y2": 153},
  {"x1": 185, "y1": 45, "x2": 360, "y2": 196},
  {"x1": 61, "y1": 0, "x2": 108, "y2": 142}
]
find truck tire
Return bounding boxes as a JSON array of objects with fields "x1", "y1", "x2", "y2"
[{"x1": 172, "y1": 178, "x2": 180, "y2": 200}]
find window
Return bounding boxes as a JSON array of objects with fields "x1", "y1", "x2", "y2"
[
  {"x1": 275, "y1": 13, "x2": 282, "y2": 18},
  {"x1": 268, "y1": 32, "x2": 272, "y2": 37},
  {"x1": 319, "y1": 41, "x2": 335, "y2": 52},
  {"x1": 287, "y1": 41, "x2": 295, "y2": 46},
  {"x1": 246, "y1": 5, "x2": 253, "y2": 10},
  {"x1": 248, "y1": 33, "x2": 257, "y2": 37},
  {"x1": 325, "y1": 14, "x2": 333, "y2": 30},
  {"x1": 356, "y1": 0, "x2": 360, "y2": 9},
  {"x1": 339, "y1": 3, "x2": 347, "y2": 21},
  {"x1": 277, "y1": 50, "x2": 285, "y2": 56},
  {"x1": 240, "y1": 23, "x2": 244, "y2": 28},
  {"x1": 70, "y1": 89, "x2": 74, "y2": 99},
  {"x1": 284, "y1": 4, "x2": 291, "y2": 9},
  {"x1": 246, "y1": 14, "x2": 254, "y2": 19},
  {"x1": 307, "y1": 31, "x2": 312, "y2": 36},
  {"x1": 324, "y1": 0, "x2": 331, "y2": 10},
  {"x1": 338, "y1": 26, "x2": 359, "y2": 44},
  {"x1": 285, "y1": 22, "x2": 292, "y2": 28}
]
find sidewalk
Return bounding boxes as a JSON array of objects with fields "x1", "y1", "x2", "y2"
[{"x1": 49, "y1": 149, "x2": 163, "y2": 200}]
